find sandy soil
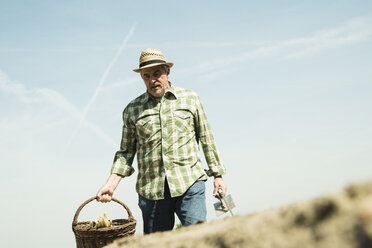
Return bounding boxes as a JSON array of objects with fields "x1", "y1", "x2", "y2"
[{"x1": 104, "y1": 181, "x2": 372, "y2": 248}]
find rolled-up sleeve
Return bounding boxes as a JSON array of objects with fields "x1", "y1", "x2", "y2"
[
  {"x1": 111, "y1": 105, "x2": 136, "y2": 177},
  {"x1": 195, "y1": 96, "x2": 226, "y2": 177}
]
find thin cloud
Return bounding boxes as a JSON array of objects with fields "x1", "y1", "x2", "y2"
[
  {"x1": 101, "y1": 76, "x2": 141, "y2": 92},
  {"x1": 0, "y1": 41, "x2": 269, "y2": 53},
  {"x1": 283, "y1": 16, "x2": 372, "y2": 59},
  {"x1": 178, "y1": 14, "x2": 372, "y2": 78},
  {"x1": 0, "y1": 70, "x2": 116, "y2": 146}
]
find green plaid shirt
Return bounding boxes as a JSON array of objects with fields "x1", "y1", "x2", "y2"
[{"x1": 111, "y1": 83, "x2": 225, "y2": 200}]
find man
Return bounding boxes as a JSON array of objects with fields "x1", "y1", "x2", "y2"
[{"x1": 97, "y1": 48, "x2": 227, "y2": 234}]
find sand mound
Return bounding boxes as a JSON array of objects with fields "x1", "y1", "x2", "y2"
[{"x1": 105, "y1": 181, "x2": 372, "y2": 248}]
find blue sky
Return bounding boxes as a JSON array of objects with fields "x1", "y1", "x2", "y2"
[{"x1": 1, "y1": 1, "x2": 372, "y2": 247}]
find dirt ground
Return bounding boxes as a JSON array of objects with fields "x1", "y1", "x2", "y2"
[{"x1": 104, "y1": 181, "x2": 372, "y2": 248}]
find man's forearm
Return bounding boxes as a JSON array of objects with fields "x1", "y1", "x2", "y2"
[{"x1": 106, "y1": 173, "x2": 123, "y2": 190}]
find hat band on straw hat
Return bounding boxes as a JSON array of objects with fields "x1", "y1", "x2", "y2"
[{"x1": 139, "y1": 59, "x2": 166, "y2": 68}]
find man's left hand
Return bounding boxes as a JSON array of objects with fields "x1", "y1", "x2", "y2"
[{"x1": 213, "y1": 176, "x2": 227, "y2": 197}]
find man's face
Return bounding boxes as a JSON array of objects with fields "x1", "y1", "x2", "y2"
[{"x1": 140, "y1": 65, "x2": 170, "y2": 98}]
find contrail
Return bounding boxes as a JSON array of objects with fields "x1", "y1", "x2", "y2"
[{"x1": 66, "y1": 25, "x2": 136, "y2": 149}]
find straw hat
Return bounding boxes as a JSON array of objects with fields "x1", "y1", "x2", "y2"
[{"x1": 133, "y1": 48, "x2": 174, "y2": 73}]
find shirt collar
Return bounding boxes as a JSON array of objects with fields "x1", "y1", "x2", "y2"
[{"x1": 166, "y1": 82, "x2": 177, "y2": 99}]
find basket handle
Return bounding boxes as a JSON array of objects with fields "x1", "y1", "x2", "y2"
[{"x1": 72, "y1": 196, "x2": 134, "y2": 226}]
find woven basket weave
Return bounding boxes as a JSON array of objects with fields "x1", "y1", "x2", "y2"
[{"x1": 72, "y1": 197, "x2": 136, "y2": 248}]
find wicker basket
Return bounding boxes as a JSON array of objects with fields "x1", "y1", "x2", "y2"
[{"x1": 72, "y1": 196, "x2": 136, "y2": 248}]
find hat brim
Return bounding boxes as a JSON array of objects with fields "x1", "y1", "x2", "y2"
[{"x1": 133, "y1": 62, "x2": 173, "y2": 73}]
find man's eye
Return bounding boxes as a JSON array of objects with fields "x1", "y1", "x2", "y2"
[
  {"x1": 143, "y1": 75, "x2": 150, "y2": 79},
  {"x1": 153, "y1": 72, "x2": 159, "y2": 77}
]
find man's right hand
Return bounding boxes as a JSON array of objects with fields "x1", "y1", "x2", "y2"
[
  {"x1": 96, "y1": 173, "x2": 123, "y2": 202},
  {"x1": 97, "y1": 184, "x2": 114, "y2": 202}
]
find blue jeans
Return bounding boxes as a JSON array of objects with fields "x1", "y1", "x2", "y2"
[{"x1": 138, "y1": 180, "x2": 207, "y2": 234}]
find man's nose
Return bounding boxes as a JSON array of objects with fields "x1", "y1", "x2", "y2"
[{"x1": 150, "y1": 76, "x2": 157, "y2": 83}]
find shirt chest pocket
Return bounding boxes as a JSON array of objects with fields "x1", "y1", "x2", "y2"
[
  {"x1": 135, "y1": 116, "x2": 158, "y2": 142},
  {"x1": 173, "y1": 111, "x2": 194, "y2": 133}
]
